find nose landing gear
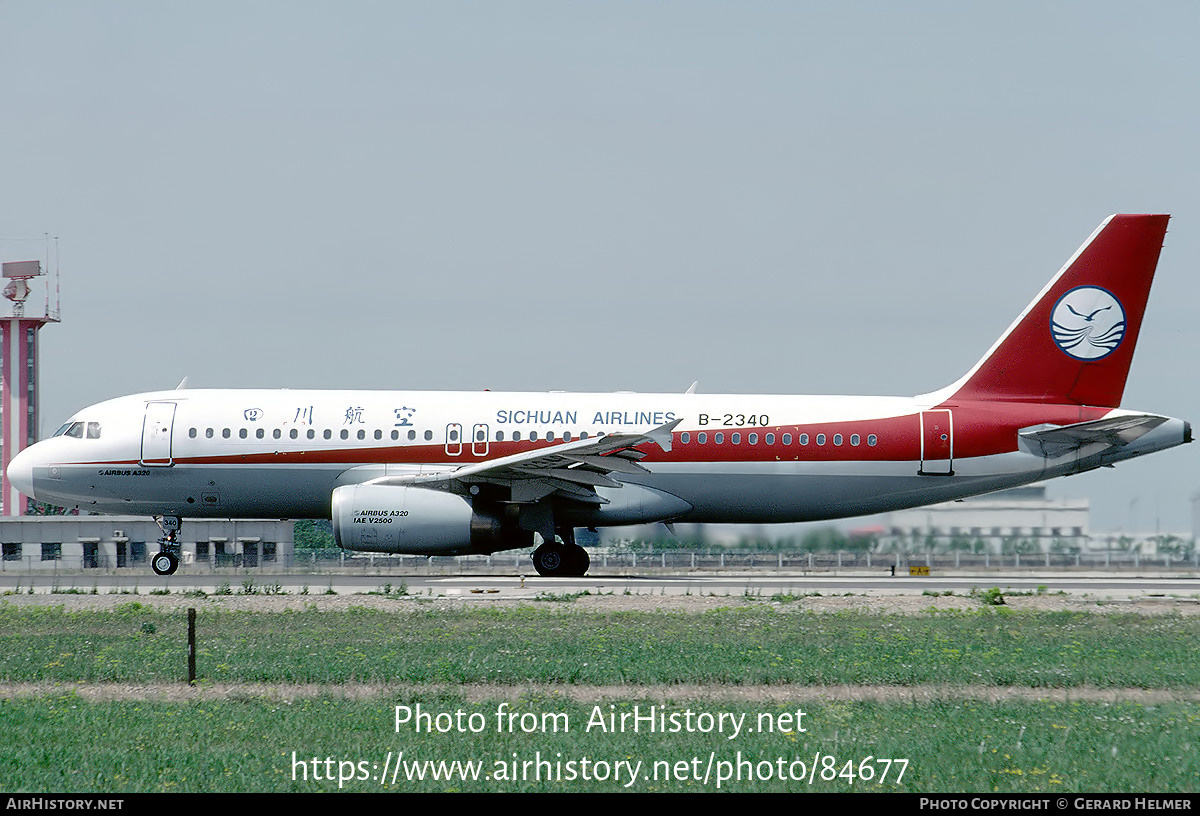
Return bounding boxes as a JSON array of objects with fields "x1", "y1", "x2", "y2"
[{"x1": 151, "y1": 515, "x2": 182, "y2": 576}]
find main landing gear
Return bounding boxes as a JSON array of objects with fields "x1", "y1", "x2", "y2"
[
  {"x1": 531, "y1": 527, "x2": 591, "y2": 577},
  {"x1": 151, "y1": 515, "x2": 182, "y2": 576},
  {"x1": 532, "y1": 542, "x2": 590, "y2": 577}
]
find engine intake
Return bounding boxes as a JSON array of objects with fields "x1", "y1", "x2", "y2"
[{"x1": 331, "y1": 484, "x2": 531, "y2": 555}]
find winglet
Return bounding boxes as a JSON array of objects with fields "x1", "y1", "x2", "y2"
[
  {"x1": 175, "y1": 377, "x2": 189, "y2": 390},
  {"x1": 685, "y1": 381, "x2": 698, "y2": 394}
]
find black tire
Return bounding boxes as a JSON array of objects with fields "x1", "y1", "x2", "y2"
[
  {"x1": 568, "y1": 546, "x2": 591, "y2": 576},
  {"x1": 151, "y1": 551, "x2": 179, "y2": 576},
  {"x1": 532, "y1": 544, "x2": 566, "y2": 576}
]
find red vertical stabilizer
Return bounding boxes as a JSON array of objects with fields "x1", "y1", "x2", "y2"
[{"x1": 944, "y1": 214, "x2": 1169, "y2": 408}]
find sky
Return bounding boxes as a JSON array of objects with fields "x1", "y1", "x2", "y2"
[{"x1": 1, "y1": 1, "x2": 1197, "y2": 534}]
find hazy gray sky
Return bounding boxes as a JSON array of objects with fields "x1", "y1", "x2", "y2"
[{"x1": 2, "y1": 1, "x2": 1197, "y2": 532}]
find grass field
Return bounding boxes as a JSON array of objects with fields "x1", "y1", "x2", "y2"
[{"x1": 1, "y1": 600, "x2": 1197, "y2": 792}]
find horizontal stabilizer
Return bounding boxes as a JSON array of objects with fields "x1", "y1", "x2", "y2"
[{"x1": 1018, "y1": 414, "x2": 1167, "y2": 458}]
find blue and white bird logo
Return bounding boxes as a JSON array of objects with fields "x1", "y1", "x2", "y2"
[{"x1": 1050, "y1": 286, "x2": 1126, "y2": 360}]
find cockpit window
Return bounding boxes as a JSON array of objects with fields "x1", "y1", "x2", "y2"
[
  {"x1": 52, "y1": 420, "x2": 99, "y2": 439},
  {"x1": 55, "y1": 421, "x2": 85, "y2": 438}
]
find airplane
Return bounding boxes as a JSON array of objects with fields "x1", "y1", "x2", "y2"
[{"x1": 5, "y1": 214, "x2": 1190, "y2": 577}]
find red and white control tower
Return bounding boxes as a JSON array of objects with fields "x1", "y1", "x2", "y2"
[{"x1": 1, "y1": 259, "x2": 60, "y2": 515}]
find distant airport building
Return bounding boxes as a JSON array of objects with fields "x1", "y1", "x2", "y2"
[
  {"x1": 605, "y1": 486, "x2": 1104, "y2": 554},
  {"x1": 0, "y1": 516, "x2": 294, "y2": 571},
  {"x1": 875, "y1": 486, "x2": 1090, "y2": 554}
]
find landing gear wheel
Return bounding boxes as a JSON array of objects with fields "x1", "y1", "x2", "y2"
[
  {"x1": 532, "y1": 543, "x2": 591, "y2": 577},
  {"x1": 151, "y1": 551, "x2": 179, "y2": 576},
  {"x1": 532, "y1": 543, "x2": 566, "y2": 576},
  {"x1": 568, "y1": 546, "x2": 590, "y2": 576}
]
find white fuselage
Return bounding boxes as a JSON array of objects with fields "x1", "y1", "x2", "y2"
[{"x1": 8, "y1": 387, "x2": 1188, "y2": 539}]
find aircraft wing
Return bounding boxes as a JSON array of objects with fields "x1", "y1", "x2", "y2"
[
  {"x1": 364, "y1": 418, "x2": 682, "y2": 504},
  {"x1": 1018, "y1": 414, "x2": 1168, "y2": 458}
]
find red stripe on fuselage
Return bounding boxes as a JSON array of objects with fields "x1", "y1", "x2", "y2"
[{"x1": 68, "y1": 402, "x2": 1107, "y2": 469}]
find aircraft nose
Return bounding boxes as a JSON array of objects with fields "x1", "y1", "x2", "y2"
[{"x1": 6, "y1": 445, "x2": 38, "y2": 500}]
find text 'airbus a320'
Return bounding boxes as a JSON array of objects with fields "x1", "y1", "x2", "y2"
[{"x1": 7, "y1": 214, "x2": 1190, "y2": 576}]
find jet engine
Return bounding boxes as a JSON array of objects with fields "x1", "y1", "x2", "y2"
[{"x1": 331, "y1": 484, "x2": 532, "y2": 555}]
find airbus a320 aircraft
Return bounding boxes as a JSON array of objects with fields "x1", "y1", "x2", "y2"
[{"x1": 6, "y1": 215, "x2": 1190, "y2": 577}]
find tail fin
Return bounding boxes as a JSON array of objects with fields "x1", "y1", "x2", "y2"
[{"x1": 940, "y1": 214, "x2": 1169, "y2": 408}]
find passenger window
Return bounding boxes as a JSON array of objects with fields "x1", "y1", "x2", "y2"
[
  {"x1": 781, "y1": 433, "x2": 791, "y2": 445},
  {"x1": 748, "y1": 433, "x2": 757, "y2": 444},
  {"x1": 256, "y1": 429, "x2": 265, "y2": 439},
  {"x1": 731, "y1": 432, "x2": 740, "y2": 444},
  {"x1": 374, "y1": 430, "x2": 383, "y2": 440},
  {"x1": 273, "y1": 429, "x2": 282, "y2": 440},
  {"x1": 513, "y1": 431, "x2": 522, "y2": 442},
  {"x1": 816, "y1": 434, "x2": 826, "y2": 445},
  {"x1": 289, "y1": 429, "x2": 298, "y2": 439},
  {"x1": 222, "y1": 428, "x2": 231, "y2": 439},
  {"x1": 239, "y1": 429, "x2": 248, "y2": 439},
  {"x1": 715, "y1": 432, "x2": 724, "y2": 444},
  {"x1": 205, "y1": 428, "x2": 214, "y2": 439},
  {"x1": 496, "y1": 430, "x2": 505, "y2": 441},
  {"x1": 799, "y1": 433, "x2": 809, "y2": 445},
  {"x1": 424, "y1": 430, "x2": 433, "y2": 441},
  {"x1": 391, "y1": 430, "x2": 399, "y2": 440},
  {"x1": 407, "y1": 430, "x2": 416, "y2": 440},
  {"x1": 850, "y1": 434, "x2": 860, "y2": 446},
  {"x1": 698, "y1": 432, "x2": 707, "y2": 444},
  {"x1": 868, "y1": 434, "x2": 878, "y2": 446},
  {"x1": 308, "y1": 429, "x2": 316, "y2": 439},
  {"x1": 530, "y1": 431, "x2": 538, "y2": 442},
  {"x1": 357, "y1": 430, "x2": 365, "y2": 440},
  {"x1": 681, "y1": 432, "x2": 690, "y2": 444},
  {"x1": 324, "y1": 429, "x2": 332, "y2": 440},
  {"x1": 546, "y1": 431, "x2": 555, "y2": 441},
  {"x1": 340, "y1": 430, "x2": 349, "y2": 440},
  {"x1": 765, "y1": 433, "x2": 774, "y2": 444},
  {"x1": 833, "y1": 434, "x2": 842, "y2": 446},
  {"x1": 188, "y1": 428, "x2": 197, "y2": 439}
]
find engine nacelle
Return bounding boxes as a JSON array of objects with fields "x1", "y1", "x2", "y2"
[{"x1": 331, "y1": 484, "x2": 531, "y2": 555}]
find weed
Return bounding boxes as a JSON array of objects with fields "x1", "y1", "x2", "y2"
[
  {"x1": 533, "y1": 591, "x2": 590, "y2": 602},
  {"x1": 972, "y1": 586, "x2": 1006, "y2": 606}
]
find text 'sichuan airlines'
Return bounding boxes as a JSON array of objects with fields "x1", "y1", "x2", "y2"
[{"x1": 6, "y1": 215, "x2": 1190, "y2": 576}]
